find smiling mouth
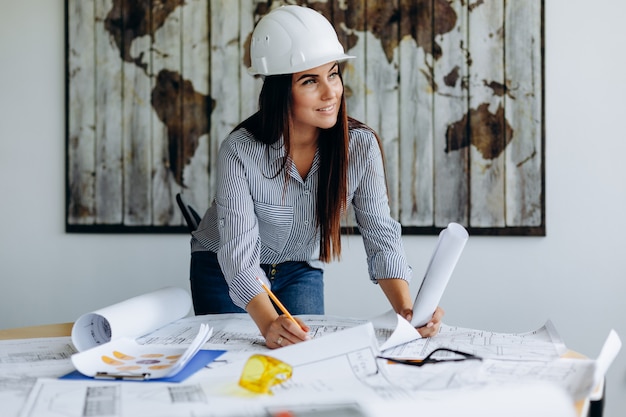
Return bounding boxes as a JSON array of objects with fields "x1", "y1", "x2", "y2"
[{"x1": 317, "y1": 104, "x2": 335, "y2": 112}]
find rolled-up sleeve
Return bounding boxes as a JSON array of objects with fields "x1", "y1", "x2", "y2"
[
  {"x1": 349, "y1": 130, "x2": 412, "y2": 283},
  {"x1": 214, "y1": 138, "x2": 265, "y2": 309}
]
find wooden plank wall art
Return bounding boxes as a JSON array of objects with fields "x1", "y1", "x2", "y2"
[{"x1": 66, "y1": 0, "x2": 544, "y2": 235}]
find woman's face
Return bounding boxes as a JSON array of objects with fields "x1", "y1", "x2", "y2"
[{"x1": 290, "y1": 62, "x2": 343, "y2": 136}]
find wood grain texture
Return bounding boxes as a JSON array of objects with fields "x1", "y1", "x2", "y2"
[
  {"x1": 66, "y1": 0, "x2": 544, "y2": 235},
  {"x1": 434, "y1": 0, "x2": 469, "y2": 227},
  {"x1": 67, "y1": 0, "x2": 96, "y2": 225}
]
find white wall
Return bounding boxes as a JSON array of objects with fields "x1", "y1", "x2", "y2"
[{"x1": 1, "y1": 1, "x2": 624, "y2": 416}]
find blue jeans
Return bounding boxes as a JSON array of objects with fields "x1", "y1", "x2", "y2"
[{"x1": 190, "y1": 251, "x2": 324, "y2": 315}]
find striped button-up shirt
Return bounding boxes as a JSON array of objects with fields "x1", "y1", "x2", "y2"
[{"x1": 191, "y1": 126, "x2": 412, "y2": 308}]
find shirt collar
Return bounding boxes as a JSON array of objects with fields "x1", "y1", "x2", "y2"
[{"x1": 267, "y1": 135, "x2": 321, "y2": 182}]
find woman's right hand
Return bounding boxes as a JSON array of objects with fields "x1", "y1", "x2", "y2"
[
  {"x1": 264, "y1": 315, "x2": 310, "y2": 349},
  {"x1": 246, "y1": 293, "x2": 310, "y2": 349}
]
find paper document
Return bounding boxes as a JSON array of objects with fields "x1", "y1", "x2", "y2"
[
  {"x1": 67, "y1": 287, "x2": 220, "y2": 382},
  {"x1": 70, "y1": 324, "x2": 213, "y2": 380},
  {"x1": 141, "y1": 313, "x2": 420, "y2": 361},
  {"x1": 382, "y1": 320, "x2": 567, "y2": 360},
  {"x1": 71, "y1": 286, "x2": 192, "y2": 351},
  {"x1": 0, "y1": 337, "x2": 76, "y2": 417},
  {"x1": 592, "y1": 329, "x2": 622, "y2": 390},
  {"x1": 411, "y1": 222, "x2": 468, "y2": 327},
  {"x1": 19, "y1": 322, "x2": 580, "y2": 417},
  {"x1": 370, "y1": 310, "x2": 422, "y2": 350},
  {"x1": 13, "y1": 315, "x2": 616, "y2": 417}
]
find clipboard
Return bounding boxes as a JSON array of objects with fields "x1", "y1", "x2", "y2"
[
  {"x1": 68, "y1": 323, "x2": 214, "y2": 381},
  {"x1": 411, "y1": 222, "x2": 468, "y2": 328},
  {"x1": 61, "y1": 349, "x2": 225, "y2": 382}
]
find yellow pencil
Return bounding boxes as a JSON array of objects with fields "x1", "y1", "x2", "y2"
[{"x1": 256, "y1": 277, "x2": 301, "y2": 328}]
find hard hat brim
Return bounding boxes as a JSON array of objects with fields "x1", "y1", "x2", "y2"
[{"x1": 248, "y1": 53, "x2": 355, "y2": 77}]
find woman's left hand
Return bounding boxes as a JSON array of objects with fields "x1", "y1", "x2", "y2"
[
  {"x1": 416, "y1": 306, "x2": 445, "y2": 338},
  {"x1": 378, "y1": 278, "x2": 444, "y2": 337}
]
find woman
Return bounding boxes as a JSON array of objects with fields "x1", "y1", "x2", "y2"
[{"x1": 190, "y1": 5, "x2": 443, "y2": 348}]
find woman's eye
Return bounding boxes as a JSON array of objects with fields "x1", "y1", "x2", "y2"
[{"x1": 329, "y1": 72, "x2": 339, "y2": 79}]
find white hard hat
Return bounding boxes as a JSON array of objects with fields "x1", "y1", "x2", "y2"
[{"x1": 248, "y1": 5, "x2": 355, "y2": 76}]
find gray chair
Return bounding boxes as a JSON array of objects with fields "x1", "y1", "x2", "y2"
[
  {"x1": 175, "y1": 193, "x2": 202, "y2": 233},
  {"x1": 588, "y1": 379, "x2": 605, "y2": 417}
]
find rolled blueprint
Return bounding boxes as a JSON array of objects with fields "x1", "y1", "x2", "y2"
[
  {"x1": 411, "y1": 222, "x2": 469, "y2": 327},
  {"x1": 71, "y1": 286, "x2": 192, "y2": 351}
]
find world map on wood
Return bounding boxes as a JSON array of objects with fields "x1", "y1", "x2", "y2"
[{"x1": 66, "y1": 0, "x2": 544, "y2": 235}]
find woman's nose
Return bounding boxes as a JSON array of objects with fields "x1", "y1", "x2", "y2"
[{"x1": 320, "y1": 81, "x2": 335, "y2": 100}]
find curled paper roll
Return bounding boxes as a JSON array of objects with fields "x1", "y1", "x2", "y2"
[
  {"x1": 411, "y1": 223, "x2": 469, "y2": 328},
  {"x1": 71, "y1": 286, "x2": 192, "y2": 352}
]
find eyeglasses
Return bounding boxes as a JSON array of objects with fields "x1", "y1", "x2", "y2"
[{"x1": 378, "y1": 347, "x2": 482, "y2": 367}]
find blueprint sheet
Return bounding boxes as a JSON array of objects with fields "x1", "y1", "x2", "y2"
[
  {"x1": 381, "y1": 320, "x2": 568, "y2": 360},
  {"x1": 17, "y1": 323, "x2": 582, "y2": 417},
  {"x1": 2, "y1": 315, "x2": 607, "y2": 417}
]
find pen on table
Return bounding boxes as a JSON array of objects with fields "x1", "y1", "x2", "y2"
[
  {"x1": 377, "y1": 356, "x2": 425, "y2": 365},
  {"x1": 256, "y1": 277, "x2": 303, "y2": 330}
]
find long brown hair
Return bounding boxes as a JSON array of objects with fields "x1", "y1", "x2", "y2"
[{"x1": 235, "y1": 68, "x2": 349, "y2": 262}]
